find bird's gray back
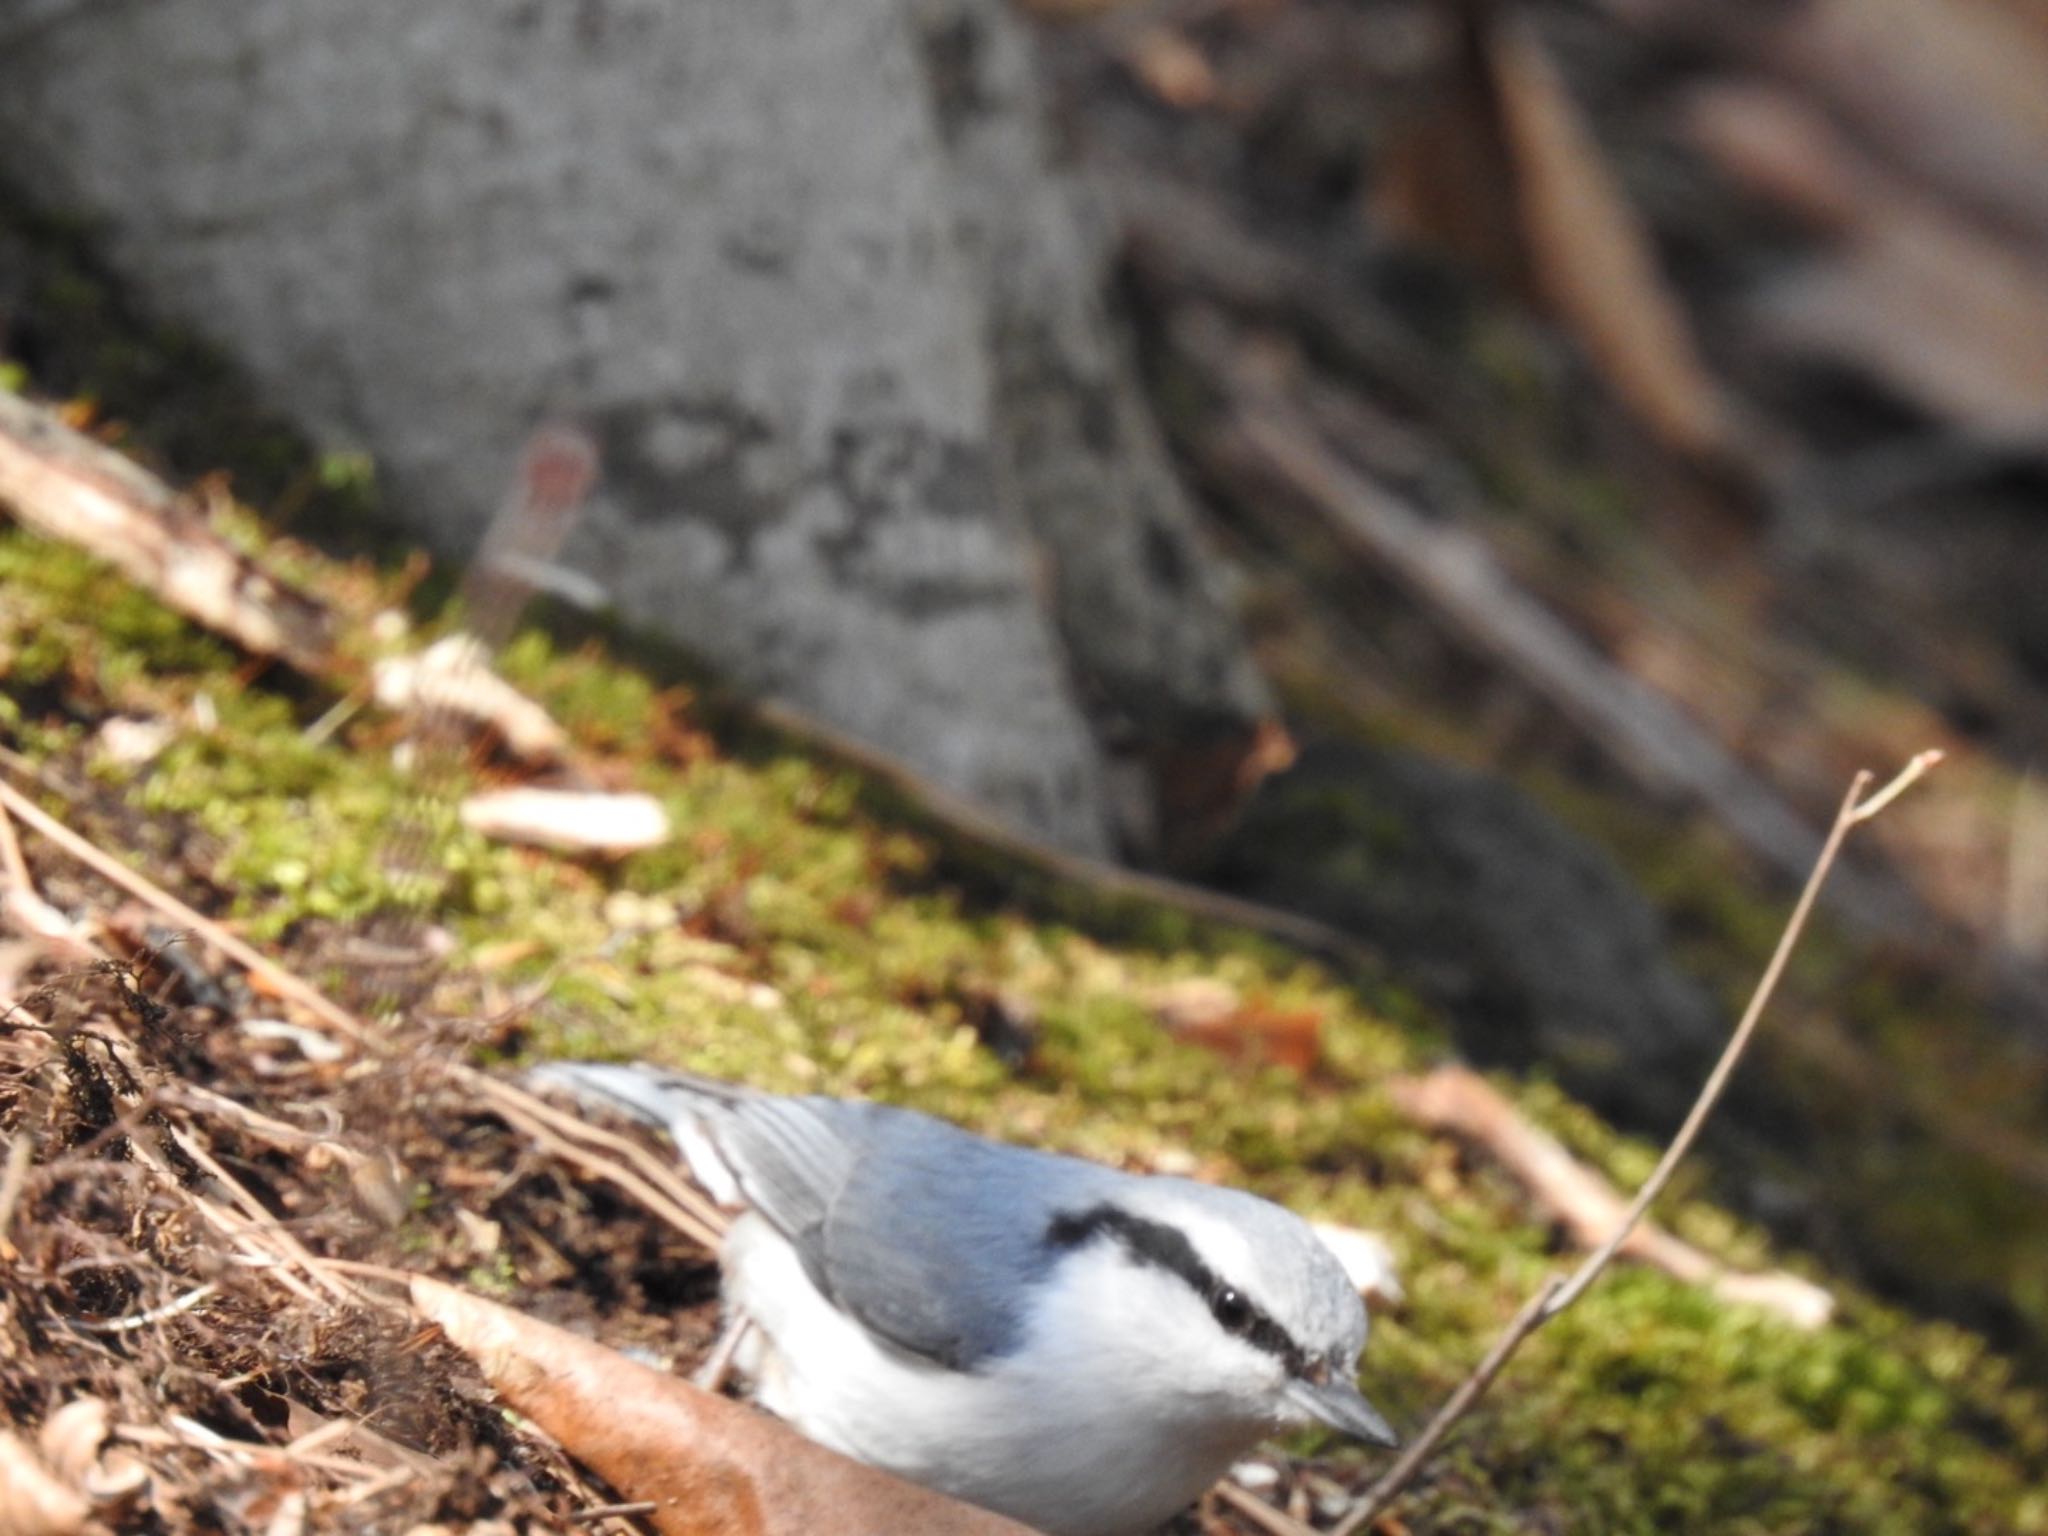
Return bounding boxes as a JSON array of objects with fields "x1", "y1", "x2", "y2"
[{"x1": 718, "y1": 1095, "x2": 1127, "y2": 1370}]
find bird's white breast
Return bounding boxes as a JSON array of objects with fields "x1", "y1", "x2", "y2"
[{"x1": 721, "y1": 1214, "x2": 1276, "y2": 1536}]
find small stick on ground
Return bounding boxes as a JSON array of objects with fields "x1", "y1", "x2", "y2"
[
  {"x1": 0, "y1": 775, "x2": 371, "y2": 1045},
  {"x1": 691, "y1": 1317, "x2": 756, "y2": 1394},
  {"x1": 567, "y1": 1503, "x2": 659, "y2": 1526},
  {"x1": 0, "y1": 795, "x2": 89, "y2": 945},
  {"x1": 1328, "y1": 750, "x2": 1940, "y2": 1536},
  {"x1": 166, "y1": 1128, "x2": 377, "y2": 1310},
  {"x1": 461, "y1": 1069, "x2": 726, "y2": 1250},
  {"x1": 1215, "y1": 1478, "x2": 1322, "y2": 1536},
  {"x1": 0, "y1": 794, "x2": 30, "y2": 892},
  {"x1": 1387, "y1": 1066, "x2": 1832, "y2": 1328}
]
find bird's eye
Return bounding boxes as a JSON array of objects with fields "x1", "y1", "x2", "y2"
[{"x1": 1212, "y1": 1287, "x2": 1253, "y2": 1334}]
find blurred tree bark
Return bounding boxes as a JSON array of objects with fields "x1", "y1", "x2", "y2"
[{"x1": 0, "y1": 0, "x2": 1274, "y2": 856}]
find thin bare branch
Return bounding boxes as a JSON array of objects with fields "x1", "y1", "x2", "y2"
[
  {"x1": 1848, "y1": 749, "x2": 1943, "y2": 824},
  {"x1": 1215, "y1": 1478, "x2": 1323, "y2": 1536},
  {"x1": 1333, "y1": 1279, "x2": 1564, "y2": 1536},
  {"x1": 1328, "y1": 753, "x2": 1938, "y2": 1534},
  {"x1": 0, "y1": 774, "x2": 371, "y2": 1045},
  {"x1": 1541, "y1": 766, "x2": 1869, "y2": 1319},
  {"x1": 463, "y1": 1068, "x2": 726, "y2": 1250}
]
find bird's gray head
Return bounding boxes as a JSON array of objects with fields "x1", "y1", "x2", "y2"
[{"x1": 1036, "y1": 1179, "x2": 1395, "y2": 1447}]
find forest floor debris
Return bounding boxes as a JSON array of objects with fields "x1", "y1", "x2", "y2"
[{"x1": 0, "y1": 850, "x2": 724, "y2": 1535}]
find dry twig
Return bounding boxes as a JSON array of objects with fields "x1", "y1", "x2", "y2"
[
  {"x1": 0, "y1": 775, "x2": 369, "y2": 1045},
  {"x1": 0, "y1": 390, "x2": 333, "y2": 668},
  {"x1": 1388, "y1": 1066, "x2": 1832, "y2": 1328},
  {"x1": 1328, "y1": 750, "x2": 1941, "y2": 1535},
  {"x1": 460, "y1": 1068, "x2": 725, "y2": 1249},
  {"x1": 1215, "y1": 1478, "x2": 1322, "y2": 1536},
  {"x1": 1205, "y1": 345, "x2": 1924, "y2": 947},
  {"x1": 0, "y1": 795, "x2": 89, "y2": 947}
]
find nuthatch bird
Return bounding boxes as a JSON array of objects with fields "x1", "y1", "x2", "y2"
[{"x1": 534, "y1": 1063, "x2": 1395, "y2": 1536}]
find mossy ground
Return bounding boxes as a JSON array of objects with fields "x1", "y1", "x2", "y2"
[{"x1": 3, "y1": 511, "x2": 2045, "y2": 1534}]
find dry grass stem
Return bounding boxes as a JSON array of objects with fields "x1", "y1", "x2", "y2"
[
  {"x1": 0, "y1": 795, "x2": 30, "y2": 891},
  {"x1": 165, "y1": 1128, "x2": 375, "y2": 1309},
  {"x1": 69, "y1": 1281, "x2": 221, "y2": 1334},
  {"x1": 0, "y1": 1130, "x2": 30, "y2": 1248},
  {"x1": 0, "y1": 774, "x2": 371, "y2": 1045},
  {"x1": 165, "y1": 1084, "x2": 368, "y2": 1168},
  {"x1": 691, "y1": 1316, "x2": 756, "y2": 1393},
  {"x1": 463, "y1": 1069, "x2": 726, "y2": 1249},
  {"x1": 331, "y1": 1465, "x2": 423, "y2": 1507},
  {"x1": 120, "y1": 1417, "x2": 399, "y2": 1483},
  {"x1": 1216, "y1": 1478, "x2": 1324, "y2": 1536},
  {"x1": 567, "y1": 1501, "x2": 660, "y2": 1524},
  {"x1": 1328, "y1": 752, "x2": 1939, "y2": 1535}
]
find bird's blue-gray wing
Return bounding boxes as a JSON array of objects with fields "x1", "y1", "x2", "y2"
[
  {"x1": 798, "y1": 1103, "x2": 1108, "y2": 1370},
  {"x1": 710, "y1": 1098, "x2": 1110, "y2": 1370},
  {"x1": 531, "y1": 1064, "x2": 1101, "y2": 1370}
]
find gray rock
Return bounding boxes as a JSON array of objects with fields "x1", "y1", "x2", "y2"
[
  {"x1": 0, "y1": 0, "x2": 1269, "y2": 856},
  {"x1": 1210, "y1": 741, "x2": 1725, "y2": 1126}
]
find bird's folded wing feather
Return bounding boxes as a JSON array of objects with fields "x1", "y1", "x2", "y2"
[
  {"x1": 735, "y1": 1100, "x2": 1097, "y2": 1371},
  {"x1": 532, "y1": 1064, "x2": 1099, "y2": 1371}
]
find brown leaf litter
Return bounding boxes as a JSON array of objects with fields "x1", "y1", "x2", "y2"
[{"x1": 0, "y1": 888, "x2": 725, "y2": 1535}]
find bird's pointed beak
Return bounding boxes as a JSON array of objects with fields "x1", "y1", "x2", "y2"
[{"x1": 1284, "y1": 1377, "x2": 1399, "y2": 1448}]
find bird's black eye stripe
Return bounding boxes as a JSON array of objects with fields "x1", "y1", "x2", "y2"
[
  {"x1": 1208, "y1": 1284, "x2": 1300, "y2": 1365},
  {"x1": 1046, "y1": 1205, "x2": 1311, "y2": 1375}
]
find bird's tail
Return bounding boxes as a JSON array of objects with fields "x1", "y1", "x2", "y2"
[{"x1": 525, "y1": 1060, "x2": 753, "y2": 1206}]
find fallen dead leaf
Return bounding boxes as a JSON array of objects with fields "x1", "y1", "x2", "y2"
[
  {"x1": 93, "y1": 717, "x2": 175, "y2": 770},
  {"x1": 35, "y1": 1400, "x2": 108, "y2": 1489},
  {"x1": 1686, "y1": 80, "x2": 2048, "y2": 442},
  {"x1": 410, "y1": 1277, "x2": 1044, "y2": 1536},
  {"x1": 1124, "y1": 28, "x2": 1217, "y2": 110},
  {"x1": 1147, "y1": 979, "x2": 1324, "y2": 1074},
  {"x1": 1487, "y1": 12, "x2": 1734, "y2": 460},
  {"x1": 1380, "y1": 2, "x2": 1735, "y2": 460},
  {"x1": 1634, "y1": 0, "x2": 2048, "y2": 251},
  {"x1": 0, "y1": 1430, "x2": 93, "y2": 1536}
]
